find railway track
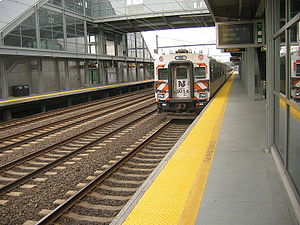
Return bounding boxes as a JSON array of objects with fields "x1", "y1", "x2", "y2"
[
  {"x1": 35, "y1": 120, "x2": 191, "y2": 225},
  {"x1": 0, "y1": 102, "x2": 157, "y2": 196},
  {"x1": 0, "y1": 89, "x2": 153, "y2": 132},
  {"x1": 0, "y1": 96, "x2": 155, "y2": 167}
]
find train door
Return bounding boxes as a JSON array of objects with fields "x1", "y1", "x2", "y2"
[{"x1": 172, "y1": 65, "x2": 191, "y2": 99}]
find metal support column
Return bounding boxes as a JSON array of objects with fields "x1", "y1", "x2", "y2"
[
  {"x1": 246, "y1": 48, "x2": 255, "y2": 101},
  {"x1": 241, "y1": 53, "x2": 247, "y2": 89},
  {"x1": 265, "y1": 0, "x2": 275, "y2": 149},
  {"x1": 37, "y1": 58, "x2": 43, "y2": 93},
  {"x1": 0, "y1": 57, "x2": 8, "y2": 99},
  {"x1": 0, "y1": 57, "x2": 11, "y2": 121},
  {"x1": 65, "y1": 59, "x2": 70, "y2": 90}
]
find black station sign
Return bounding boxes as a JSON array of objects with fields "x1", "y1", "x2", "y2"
[{"x1": 216, "y1": 21, "x2": 264, "y2": 48}]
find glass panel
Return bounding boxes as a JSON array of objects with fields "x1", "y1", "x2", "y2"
[
  {"x1": 195, "y1": 67, "x2": 206, "y2": 78},
  {"x1": 4, "y1": 35, "x2": 21, "y2": 47},
  {"x1": 49, "y1": 0, "x2": 62, "y2": 7},
  {"x1": 106, "y1": 40, "x2": 115, "y2": 55},
  {"x1": 4, "y1": 14, "x2": 36, "y2": 48},
  {"x1": 289, "y1": 0, "x2": 300, "y2": 19},
  {"x1": 289, "y1": 21, "x2": 300, "y2": 102},
  {"x1": 274, "y1": 96, "x2": 286, "y2": 161},
  {"x1": 21, "y1": 26, "x2": 36, "y2": 37},
  {"x1": 85, "y1": 0, "x2": 92, "y2": 16},
  {"x1": 10, "y1": 26, "x2": 21, "y2": 35},
  {"x1": 39, "y1": 9, "x2": 64, "y2": 50},
  {"x1": 280, "y1": 0, "x2": 286, "y2": 27},
  {"x1": 67, "y1": 42, "x2": 77, "y2": 52},
  {"x1": 275, "y1": 33, "x2": 286, "y2": 94},
  {"x1": 22, "y1": 37, "x2": 37, "y2": 48},
  {"x1": 92, "y1": 0, "x2": 207, "y2": 18},
  {"x1": 176, "y1": 67, "x2": 187, "y2": 79},
  {"x1": 288, "y1": 104, "x2": 300, "y2": 195},
  {"x1": 158, "y1": 68, "x2": 168, "y2": 80},
  {"x1": 40, "y1": 29, "x2": 52, "y2": 39},
  {"x1": 23, "y1": 14, "x2": 36, "y2": 27}
]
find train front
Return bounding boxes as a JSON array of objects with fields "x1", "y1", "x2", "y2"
[{"x1": 154, "y1": 50, "x2": 210, "y2": 114}]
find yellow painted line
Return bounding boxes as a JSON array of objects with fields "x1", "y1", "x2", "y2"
[
  {"x1": 122, "y1": 75, "x2": 234, "y2": 225},
  {"x1": 278, "y1": 98, "x2": 300, "y2": 122},
  {"x1": 290, "y1": 106, "x2": 300, "y2": 122},
  {"x1": 0, "y1": 80, "x2": 154, "y2": 104}
]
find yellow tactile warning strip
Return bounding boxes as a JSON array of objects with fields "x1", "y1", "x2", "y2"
[
  {"x1": 0, "y1": 80, "x2": 153, "y2": 104},
  {"x1": 122, "y1": 74, "x2": 235, "y2": 225}
]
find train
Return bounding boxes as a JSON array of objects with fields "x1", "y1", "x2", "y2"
[
  {"x1": 154, "y1": 49, "x2": 232, "y2": 113},
  {"x1": 291, "y1": 50, "x2": 300, "y2": 102}
]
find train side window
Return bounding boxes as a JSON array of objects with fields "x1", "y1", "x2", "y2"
[
  {"x1": 158, "y1": 68, "x2": 168, "y2": 80},
  {"x1": 176, "y1": 67, "x2": 188, "y2": 79},
  {"x1": 195, "y1": 67, "x2": 206, "y2": 78}
]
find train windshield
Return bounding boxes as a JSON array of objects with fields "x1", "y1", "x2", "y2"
[
  {"x1": 296, "y1": 64, "x2": 300, "y2": 76},
  {"x1": 195, "y1": 67, "x2": 206, "y2": 78},
  {"x1": 158, "y1": 68, "x2": 168, "y2": 80},
  {"x1": 176, "y1": 68, "x2": 188, "y2": 79}
]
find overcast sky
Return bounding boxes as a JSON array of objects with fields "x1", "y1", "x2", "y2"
[{"x1": 142, "y1": 27, "x2": 231, "y2": 62}]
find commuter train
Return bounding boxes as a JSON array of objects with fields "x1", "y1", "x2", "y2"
[
  {"x1": 155, "y1": 49, "x2": 232, "y2": 113},
  {"x1": 291, "y1": 50, "x2": 300, "y2": 102}
]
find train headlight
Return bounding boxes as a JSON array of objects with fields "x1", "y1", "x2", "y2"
[
  {"x1": 158, "y1": 93, "x2": 165, "y2": 98},
  {"x1": 295, "y1": 91, "x2": 300, "y2": 96}
]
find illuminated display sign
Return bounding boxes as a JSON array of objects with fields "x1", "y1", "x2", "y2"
[
  {"x1": 223, "y1": 48, "x2": 245, "y2": 52},
  {"x1": 219, "y1": 23, "x2": 253, "y2": 45},
  {"x1": 216, "y1": 21, "x2": 264, "y2": 48}
]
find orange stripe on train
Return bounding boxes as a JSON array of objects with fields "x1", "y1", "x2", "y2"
[
  {"x1": 194, "y1": 83, "x2": 201, "y2": 90},
  {"x1": 162, "y1": 84, "x2": 169, "y2": 91}
]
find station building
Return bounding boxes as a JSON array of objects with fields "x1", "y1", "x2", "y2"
[{"x1": 0, "y1": 0, "x2": 153, "y2": 109}]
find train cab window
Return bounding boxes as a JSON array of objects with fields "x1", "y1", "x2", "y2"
[
  {"x1": 158, "y1": 68, "x2": 168, "y2": 80},
  {"x1": 176, "y1": 67, "x2": 188, "y2": 79},
  {"x1": 296, "y1": 64, "x2": 300, "y2": 76},
  {"x1": 195, "y1": 67, "x2": 206, "y2": 78}
]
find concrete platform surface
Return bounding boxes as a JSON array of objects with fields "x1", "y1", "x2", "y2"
[{"x1": 196, "y1": 76, "x2": 298, "y2": 225}]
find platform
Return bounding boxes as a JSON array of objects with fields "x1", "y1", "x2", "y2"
[
  {"x1": 112, "y1": 74, "x2": 299, "y2": 225},
  {"x1": 0, "y1": 80, "x2": 153, "y2": 107}
]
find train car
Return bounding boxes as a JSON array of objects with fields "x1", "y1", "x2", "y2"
[
  {"x1": 154, "y1": 49, "x2": 231, "y2": 113},
  {"x1": 291, "y1": 50, "x2": 300, "y2": 102}
]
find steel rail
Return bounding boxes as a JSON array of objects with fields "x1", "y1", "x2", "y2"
[
  {"x1": 0, "y1": 104, "x2": 157, "y2": 197},
  {"x1": 0, "y1": 95, "x2": 154, "y2": 153},
  {"x1": 0, "y1": 89, "x2": 153, "y2": 131},
  {"x1": 35, "y1": 119, "x2": 172, "y2": 225}
]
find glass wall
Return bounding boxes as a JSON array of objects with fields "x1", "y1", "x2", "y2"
[
  {"x1": 4, "y1": 14, "x2": 37, "y2": 48},
  {"x1": 127, "y1": 33, "x2": 136, "y2": 57},
  {"x1": 272, "y1": 0, "x2": 300, "y2": 200},
  {"x1": 65, "y1": 15, "x2": 86, "y2": 53},
  {"x1": 91, "y1": 0, "x2": 207, "y2": 19},
  {"x1": 288, "y1": 104, "x2": 300, "y2": 195},
  {"x1": 3, "y1": 6, "x2": 152, "y2": 61},
  {"x1": 289, "y1": 21, "x2": 300, "y2": 102},
  {"x1": 39, "y1": 9, "x2": 64, "y2": 50},
  {"x1": 136, "y1": 33, "x2": 144, "y2": 58},
  {"x1": 49, "y1": 0, "x2": 62, "y2": 7}
]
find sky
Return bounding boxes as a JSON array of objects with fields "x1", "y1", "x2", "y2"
[{"x1": 142, "y1": 27, "x2": 231, "y2": 62}]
